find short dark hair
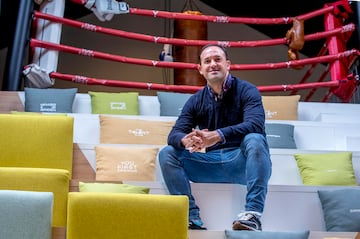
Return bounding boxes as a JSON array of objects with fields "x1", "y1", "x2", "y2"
[{"x1": 199, "y1": 44, "x2": 229, "y2": 62}]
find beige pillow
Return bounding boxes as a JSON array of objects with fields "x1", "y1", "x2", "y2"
[
  {"x1": 95, "y1": 145, "x2": 159, "y2": 181},
  {"x1": 262, "y1": 95, "x2": 300, "y2": 120},
  {"x1": 100, "y1": 115, "x2": 175, "y2": 145}
]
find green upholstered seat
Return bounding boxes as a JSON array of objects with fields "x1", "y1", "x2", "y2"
[{"x1": 0, "y1": 190, "x2": 53, "y2": 239}]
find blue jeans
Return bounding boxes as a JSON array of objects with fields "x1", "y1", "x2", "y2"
[{"x1": 158, "y1": 133, "x2": 272, "y2": 222}]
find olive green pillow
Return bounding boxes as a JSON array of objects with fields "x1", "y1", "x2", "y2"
[
  {"x1": 79, "y1": 182, "x2": 150, "y2": 194},
  {"x1": 294, "y1": 152, "x2": 357, "y2": 185},
  {"x1": 89, "y1": 91, "x2": 139, "y2": 115}
]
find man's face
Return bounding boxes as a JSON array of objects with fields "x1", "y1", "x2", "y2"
[{"x1": 198, "y1": 46, "x2": 230, "y2": 84}]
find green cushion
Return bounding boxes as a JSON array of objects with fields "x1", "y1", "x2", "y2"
[
  {"x1": 265, "y1": 123, "x2": 297, "y2": 149},
  {"x1": 0, "y1": 190, "x2": 53, "y2": 239},
  {"x1": 318, "y1": 188, "x2": 360, "y2": 232},
  {"x1": 89, "y1": 91, "x2": 139, "y2": 115},
  {"x1": 24, "y1": 87, "x2": 77, "y2": 113},
  {"x1": 225, "y1": 230, "x2": 310, "y2": 239},
  {"x1": 79, "y1": 182, "x2": 150, "y2": 194},
  {"x1": 294, "y1": 152, "x2": 356, "y2": 185},
  {"x1": 157, "y1": 91, "x2": 192, "y2": 116}
]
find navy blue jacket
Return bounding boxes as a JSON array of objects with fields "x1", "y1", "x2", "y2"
[{"x1": 168, "y1": 75, "x2": 266, "y2": 151}]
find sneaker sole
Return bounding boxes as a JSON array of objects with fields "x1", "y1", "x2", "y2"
[
  {"x1": 232, "y1": 221, "x2": 260, "y2": 231},
  {"x1": 188, "y1": 225, "x2": 207, "y2": 230}
]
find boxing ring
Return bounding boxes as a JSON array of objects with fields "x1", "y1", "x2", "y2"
[{"x1": 25, "y1": 0, "x2": 360, "y2": 102}]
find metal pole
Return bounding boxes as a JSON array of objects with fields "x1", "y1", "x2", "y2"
[{"x1": 2, "y1": 0, "x2": 34, "y2": 90}]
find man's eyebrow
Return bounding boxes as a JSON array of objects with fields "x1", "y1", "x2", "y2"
[{"x1": 203, "y1": 55, "x2": 222, "y2": 59}]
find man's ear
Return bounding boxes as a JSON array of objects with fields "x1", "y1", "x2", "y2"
[
  {"x1": 226, "y1": 60, "x2": 231, "y2": 70},
  {"x1": 197, "y1": 64, "x2": 203, "y2": 75}
]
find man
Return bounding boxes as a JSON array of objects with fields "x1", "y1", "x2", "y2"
[{"x1": 158, "y1": 44, "x2": 272, "y2": 231}]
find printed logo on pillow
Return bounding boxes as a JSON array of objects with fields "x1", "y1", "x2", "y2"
[
  {"x1": 117, "y1": 161, "x2": 137, "y2": 173},
  {"x1": 110, "y1": 102, "x2": 126, "y2": 110},
  {"x1": 40, "y1": 103, "x2": 56, "y2": 112},
  {"x1": 128, "y1": 128, "x2": 150, "y2": 136},
  {"x1": 350, "y1": 209, "x2": 360, "y2": 213},
  {"x1": 265, "y1": 110, "x2": 277, "y2": 119},
  {"x1": 267, "y1": 134, "x2": 281, "y2": 138}
]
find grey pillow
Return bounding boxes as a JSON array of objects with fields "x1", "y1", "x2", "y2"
[
  {"x1": 318, "y1": 188, "x2": 360, "y2": 232},
  {"x1": 265, "y1": 123, "x2": 297, "y2": 149},
  {"x1": 157, "y1": 91, "x2": 192, "y2": 116},
  {"x1": 225, "y1": 230, "x2": 310, "y2": 239},
  {"x1": 25, "y1": 87, "x2": 77, "y2": 113}
]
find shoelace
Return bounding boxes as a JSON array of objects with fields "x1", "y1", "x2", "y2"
[{"x1": 237, "y1": 212, "x2": 254, "y2": 221}]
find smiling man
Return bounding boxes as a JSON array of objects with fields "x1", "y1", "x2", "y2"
[{"x1": 158, "y1": 44, "x2": 272, "y2": 231}]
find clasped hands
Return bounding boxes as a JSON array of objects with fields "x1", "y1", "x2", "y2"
[{"x1": 182, "y1": 129, "x2": 221, "y2": 153}]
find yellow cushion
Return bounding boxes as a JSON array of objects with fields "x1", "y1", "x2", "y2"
[
  {"x1": 10, "y1": 111, "x2": 67, "y2": 116},
  {"x1": 66, "y1": 192, "x2": 189, "y2": 239},
  {"x1": 100, "y1": 115, "x2": 175, "y2": 145},
  {"x1": 262, "y1": 95, "x2": 300, "y2": 120},
  {"x1": 0, "y1": 167, "x2": 70, "y2": 227},
  {"x1": 95, "y1": 145, "x2": 158, "y2": 181},
  {"x1": 0, "y1": 114, "x2": 74, "y2": 176}
]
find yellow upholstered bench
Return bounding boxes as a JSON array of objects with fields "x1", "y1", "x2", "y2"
[
  {"x1": 0, "y1": 114, "x2": 74, "y2": 175},
  {"x1": 0, "y1": 167, "x2": 70, "y2": 227},
  {"x1": 66, "y1": 192, "x2": 189, "y2": 239},
  {"x1": 0, "y1": 114, "x2": 74, "y2": 229}
]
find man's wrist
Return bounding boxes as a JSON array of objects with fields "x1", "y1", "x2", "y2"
[{"x1": 216, "y1": 129, "x2": 226, "y2": 144}]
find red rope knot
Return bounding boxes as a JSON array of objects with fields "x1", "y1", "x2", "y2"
[
  {"x1": 152, "y1": 10, "x2": 159, "y2": 17},
  {"x1": 217, "y1": 41, "x2": 230, "y2": 48},
  {"x1": 82, "y1": 23, "x2": 97, "y2": 31},
  {"x1": 73, "y1": 75, "x2": 88, "y2": 84},
  {"x1": 342, "y1": 23, "x2": 355, "y2": 33},
  {"x1": 214, "y1": 16, "x2": 229, "y2": 23},
  {"x1": 80, "y1": 49, "x2": 95, "y2": 57},
  {"x1": 147, "y1": 83, "x2": 152, "y2": 90},
  {"x1": 153, "y1": 37, "x2": 160, "y2": 43},
  {"x1": 282, "y1": 17, "x2": 290, "y2": 24}
]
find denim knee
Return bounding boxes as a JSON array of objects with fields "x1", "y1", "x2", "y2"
[
  {"x1": 158, "y1": 145, "x2": 182, "y2": 169},
  {"x1": 241, "y1": 133, "x2": 269, "y2": 153}
]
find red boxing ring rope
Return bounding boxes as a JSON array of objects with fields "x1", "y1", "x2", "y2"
[
  {"x1": 29, "y1": 0, "x2": 359, "y2": 102},
  {"x1": 33, "y1": 11, "x2": 356, "y2": 48},
  {"x1": 70, "y1": 0, "x2": 341, "y2": 25},
  {"x1": 30, "y1": 38, "x2": 359, "y2": 71},
  {"x1": 49, "y1": 71, "x2": 340, "y2": 94}
]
